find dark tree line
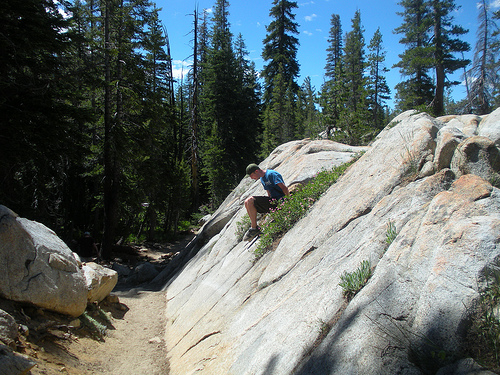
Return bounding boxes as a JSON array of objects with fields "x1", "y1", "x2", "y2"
[{"x1": 0, "y1": 0, "x2": 496, "y2": 255}]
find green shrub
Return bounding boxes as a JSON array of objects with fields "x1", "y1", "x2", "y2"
[
  {"x1": 80, "y1": 311, "x2": 108, "y2": 340},
  {"x1": 385, "y1": 220, "x2": 397, "y2": 246},
  {"x1": 254, "y1": 159, "x2": 357, "y2": 259},
  {"x1": 338, "y1": 260, "x2": 372, "y2": 300},
  {"x1": 178, "y1": 220, "x2": 191, "y2": 232}
]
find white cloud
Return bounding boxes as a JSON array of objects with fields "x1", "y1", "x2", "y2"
[
  {"x1": 303, "y1": 30, "x2": 313, "y2": 36},
  {"x1": 492, "y1": 0, "x2": 500, "y2": 8},
  {"x1": 305, "y1": 14, "x2": 317, "y2": 22},
  {"x1": 172, "y1": 60, "x2": 192, "y2": 81}
]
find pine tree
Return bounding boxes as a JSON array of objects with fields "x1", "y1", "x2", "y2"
[
  {"x1": 199, "y1": 0, "x2": 260, "y2": 205},
  {"x1": 367, "y1": 28, "x2": 391, "y2": 129},
  {"x1": 429, "y1": 0, "x2": 470, "y2": 115},
  {"x1": 261, "y1": 64, "x2": 290, "y2": 155},
  {"x1": 233, "y1": 33, "x2": 261, "y2": 165},
  {"x1": 393, "y1": 0, "x2": 435, "y2": 112},
  {"x1": 0, "y1": 0, "x2": 85, "y2": 226},
  {"x1": 262, "y1": 0, "x2": 300, "y2": 103},
  {"x1": 297, "y1": 77, "x2": 321, "y2": 138},
  {"x1": 339, "y1": 10, "x2": 370, "y2": 145},
  {"x1": 261, "y1": 0, "x2": 300, "y2": 155},
  {"x1": 189, "y1": 7, "x2": 202, "y2": 210},
  {"x1": 321, "y1": 14, "x2": 343, "y2": 137}
]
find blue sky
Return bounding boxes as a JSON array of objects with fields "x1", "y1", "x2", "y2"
[{"x1": 156, "y1": 0, "x2": 497, "y2": 108}]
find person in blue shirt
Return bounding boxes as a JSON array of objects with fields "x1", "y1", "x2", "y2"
[{"x1": 243, "y1": 163, "x2": 290, "y2": 240}]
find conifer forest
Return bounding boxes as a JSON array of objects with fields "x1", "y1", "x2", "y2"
[{"x1": 1, "y1": 0, "x2": 499, "y2": 259}]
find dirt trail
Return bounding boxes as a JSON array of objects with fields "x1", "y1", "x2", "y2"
[
  {"x1": 24, "y1": 236, "x2": 197, "y2": 374},
  {"x1": 27, "y1": 288, "x2": 169, "y2": 375}
]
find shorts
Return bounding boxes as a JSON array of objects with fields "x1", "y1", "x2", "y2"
[{"x1": 253, "y1": 196, "x2": 281, "y2": 213}]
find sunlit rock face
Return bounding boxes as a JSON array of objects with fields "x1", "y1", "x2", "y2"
[{"x1": 164, "y1": 109, "x2": 500, "y2": 375}]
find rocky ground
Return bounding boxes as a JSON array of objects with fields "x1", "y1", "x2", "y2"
[{"x1": 2, "y1": 234, "x2": 195, "y2": 375}]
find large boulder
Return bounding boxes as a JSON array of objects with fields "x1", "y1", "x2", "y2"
[
  {"x1": 450, "y1": 135, "x2": 500, "y2": 181},
  {"x1": 478, "y1": 107, "x2": 500, "y2": 145},
  {"x1": 0, "y1": 206, "x2": 88, "y2": 317},
  {"x1": 83, "y1": 262, "x2": 118, "y2": 303},
  {"x1": 163, "y1": 109, "x2": 500, "y2": 375}
]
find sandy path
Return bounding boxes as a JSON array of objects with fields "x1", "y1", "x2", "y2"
[
  {"x1": 26, "y1": 236, "x2": 199, "y2": 375},
  {"x1": 29, "y1": 289, "x2": 170, "y2": 375},
  {"x1": 79, "y1": 289, "x2": 169, "y2": 374},
  {"x1": 99, "y1": 289, "x2": 169, "y2": 374}
]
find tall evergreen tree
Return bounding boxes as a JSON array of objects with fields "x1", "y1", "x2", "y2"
[
  {"x1": 133, "y1": 6, "x2": 189, "y2": 240},
  {"x1": 320, "y1": 14, "x2": 343, "y2": 137},
  {"x1": 339, "y1": 10, "x2": 370, "y2": 145},
  {"x1": 367, "y1": 28, "x2": 391, "y2": 129},
  {"x1": 261, "y1": 0, "x2": 300, "y2": 155},
  {"x1": 261, "y1": 64, "x2": 294, "y2": 154},
  {"x1": 262, "y1": 0, "x2": 300, "y2": 104},
  {"x1": 233, "y1": 33, "x2": 261, "y2": 162},
  {"x1": 393, "y1": 0, "x2": 435, "y2": 112},
  {"x1": 297, "y1": 77, "x2": 321, "y2": 138},
  {"x1": 0, "y1": 0, "x2": 85, "y2": 227},
  {"x1": 429, "y1": 0, "x2": 470, "y2": 115},
  {"x1": 199, "y1": 0, "x2": 260, "y2": 205},
  {"x1": 189, "y1": 8, "x2": 202, "y2": 210}
]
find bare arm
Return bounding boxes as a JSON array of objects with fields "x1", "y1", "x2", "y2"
[{"x1": 277, "y1": 182, "x2": 290, "y2": 196}]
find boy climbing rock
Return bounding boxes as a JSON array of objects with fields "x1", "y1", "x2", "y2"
[{"x1": 243, "y1": 163, "x2": 290, "y2": 241}]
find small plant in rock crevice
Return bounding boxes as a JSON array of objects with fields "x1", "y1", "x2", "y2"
[
  {"x1": 338, "y1": 260, "x2": 372, "y2": 300},
  {"x1": 236, "y1": 215, "x2": 252, "y2": 241},
  {"x1": 252, "y1": 157, "x2": 359, "y2": 260},
  {"x1": 398, "y1": 128, "x2": 425, "y2": 183},
  {"x1": 385, "y1": 220, "x2": 398, "y2": 247},
  {"x1": 489, "y1": 173, "x2": 500, "y2": 189}
]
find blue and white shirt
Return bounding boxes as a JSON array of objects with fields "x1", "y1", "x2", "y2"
[{"x1": 260, "y1": 169, "x2": 285, "y2": 199}]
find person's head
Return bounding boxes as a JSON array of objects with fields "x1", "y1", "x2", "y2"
[{"x1": 246, "y1": 163, "x2": 264, "y2": 180}]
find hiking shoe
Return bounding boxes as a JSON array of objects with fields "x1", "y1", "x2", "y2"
[{"x1": 243, "y1": 227, "x2": 261, "y2": 241}]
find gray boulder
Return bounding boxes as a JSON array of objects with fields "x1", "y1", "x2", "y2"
[
  {"x1": 0, "y1": 206, "x2": 88, "y2": 317},
  {"x1": 128, "y1": 262, "x2": 159, "y2": 284},
  {"x1": 0, "y1": 310, "x2": 17, "y2": 348},
  {"x1": 450, "y1": 135, "x2": 500, "y2": 181},
  {"x1": 478, "y1": 107, "x2": 500, "y2": 145},
  {"x1": 82, "y1": 262, "x2": 118, "y2": 303},
  {"x1": 163, "y1": 109, "x2": 500, "y2": 375}
]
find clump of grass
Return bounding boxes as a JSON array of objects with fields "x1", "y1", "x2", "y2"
[
  {"x1": 385, "y1": 220, "x2": 397, "y2": 247},
  {"x1": 253, "y1": 159, "x2": 357, "y2": 259},
  {"x1": 489, "y1": 173, "x2": 500, "y2": 189},
  {"x1": 80, "y1": 311, "x2": 108, "y2": 340},
  {"x1": 338, "y1": 260, "x2": 372, "y2": 300},
  {"x1": 317, "y1": 319, "x2": 332, "y2": 338},
  {"x1": 236, "y1": 215, "x2": 251, "y2": 241}
]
